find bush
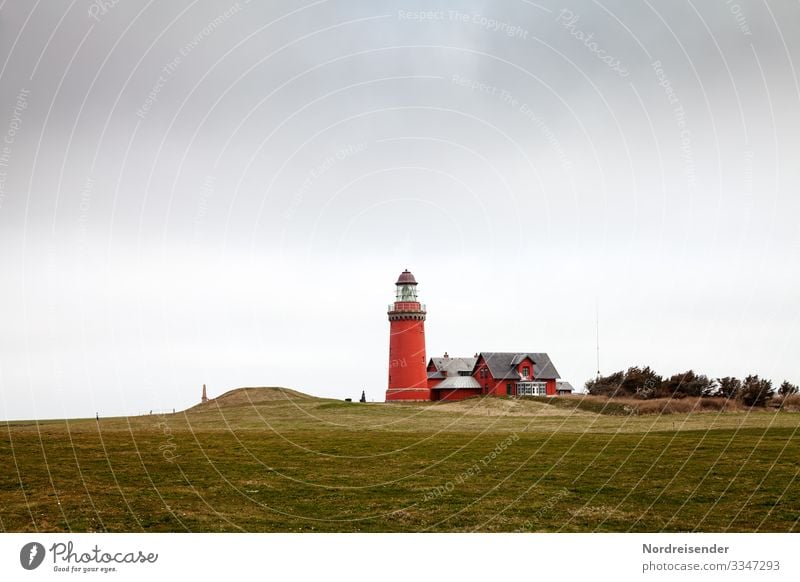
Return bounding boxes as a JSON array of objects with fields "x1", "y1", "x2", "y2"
[
  {"x1": 585, "y1": 367, "x2": 662, "y2": 398},
  {"x1": 716, "y1": 377, "x2": 741, "y2": 399},
  {"x1": 738, "y1": 375, "x2": 774, "y2": 407},
  {"x1": 584, "y1": 368, "x2": 785, "y2": 409},
  {"x1": 623, "y1": 366, "x2": 663, "y2": 398},
  {"x1": 778, "y1": 381, "x2": 799, "y2": 397},
  {"x1": 661, "y1": 371, "x2": 715, "y2": 398},
  {"x1": 585, "y1": 371, "x2": 624, "y2": 397}
]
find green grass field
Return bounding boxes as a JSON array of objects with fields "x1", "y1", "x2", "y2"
[{"x1": 1, "y1": 388, "x2": 798, "y2": 532}]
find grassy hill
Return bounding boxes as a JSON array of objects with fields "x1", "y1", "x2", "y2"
[{"x1": 1, "y1": 387, "x2": 798, "y2": 532}]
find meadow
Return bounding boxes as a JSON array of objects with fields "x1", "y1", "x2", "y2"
[{"x1": 1, "y1": 388, "x2": 798, "y2": 532}]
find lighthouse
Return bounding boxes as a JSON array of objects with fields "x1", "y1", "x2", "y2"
[{"x1": 386, "y1": 269, "x2": 430, "y2": 401}]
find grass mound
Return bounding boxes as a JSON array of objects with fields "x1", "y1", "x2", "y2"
[{"x1": 189, "y1": 387, "x2": 318, "y2": 410}]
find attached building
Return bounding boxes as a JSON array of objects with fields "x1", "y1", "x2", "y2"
[{"x1": 427, "y1": 351, "x2": 569, "y2": 401}]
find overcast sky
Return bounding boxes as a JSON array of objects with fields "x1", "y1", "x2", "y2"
[{"x1": 1, "y1": 0, "x2": 798, "y2": 420}]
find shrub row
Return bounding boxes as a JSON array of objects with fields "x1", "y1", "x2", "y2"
[{"x1": 585, "y1": 367, "x2": 798, "y2": 407}]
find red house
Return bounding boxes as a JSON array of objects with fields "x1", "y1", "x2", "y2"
[{"x1": 427, "y1": 352, "x2": 564, "y2": 401}]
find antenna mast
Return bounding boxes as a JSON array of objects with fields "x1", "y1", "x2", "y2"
[{"x1": 595, "y1": 298, "x2": 601, "y2": 378}]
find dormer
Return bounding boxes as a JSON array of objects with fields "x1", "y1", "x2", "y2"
[{"x1": 516, "y1": 356, "x2": 535, "y2": 380}]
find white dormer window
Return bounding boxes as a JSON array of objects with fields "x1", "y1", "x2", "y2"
[{"x1": 522, "y1": 366, "x2": 530, "y2": 379}]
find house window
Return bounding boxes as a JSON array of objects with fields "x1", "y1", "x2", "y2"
[
  {"x1": 522, "y1": 366, "x2": 530, "y2": 379},
  {"x1": 506, "y1": 383, "x2": 513, "y2": 396},
  {"x1": 484, "y1": 383, "x2": 489, "y2": 394},
  {"x1": 516, "y1": 382, "x2": 547, "y2": 396}
]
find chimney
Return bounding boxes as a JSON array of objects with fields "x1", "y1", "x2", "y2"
[{"x1": 201, "y1": 384, "x2": 208, "y2": 403}]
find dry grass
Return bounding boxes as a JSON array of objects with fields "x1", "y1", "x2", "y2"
[
  {"x1": 415, "y1": 397, "x2": 595, "y2": 417},
  {"x1": 776, "y1": 394, "x2": 800, "y2": 412},
  {"x1": 631, "y1": 396, "x2": 742, "y2": 415},
  {"x1": 574, "y1": 395, "x2": 788, "y2": 415}
]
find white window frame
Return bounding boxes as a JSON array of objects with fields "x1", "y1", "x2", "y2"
[{"x1": 516, "y1": 381, "x2": 547, "y2": 396}]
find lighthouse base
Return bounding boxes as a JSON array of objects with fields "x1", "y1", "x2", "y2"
[{"x1": 385, "y1": 388, "x2": 432, "y2": 402}]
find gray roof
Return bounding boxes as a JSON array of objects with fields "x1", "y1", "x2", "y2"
[
  {"x1": 556, "y1": 381, "x2": 575, "y2": 392},
  {"x1": 476, "y1": 352, "x2": 561, "y2": 380},
  {"x1": 427, "y1": 357, "x2": 477, "y2": 378},
  {"x1": 431, "y1": 376, "x2": 481, "y2": 390}
]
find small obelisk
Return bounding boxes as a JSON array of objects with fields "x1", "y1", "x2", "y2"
[{"x1": 201, "y1": 384, "x2": 208, "y2": 403}]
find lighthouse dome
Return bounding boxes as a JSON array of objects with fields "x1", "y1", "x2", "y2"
[{"x1": 395, "y1": 269, "x2": 418, "y2": 285}]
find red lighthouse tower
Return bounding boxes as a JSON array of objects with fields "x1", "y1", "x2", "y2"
[{"x1": 386, "y1": 270, "x2": 430, "y2": 401}]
